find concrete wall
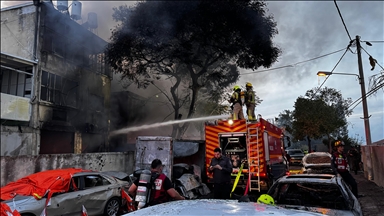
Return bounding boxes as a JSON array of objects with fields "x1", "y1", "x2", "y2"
[
  {"x1": 0, "y1": 152, "x2": 135, "y2": 187},
  {"x1": 1, "y1": 125, "x2": 39, "y2": 156},
  {"x1": 0, "y1": 4, "x2": 36, "y2": 60},
  {"x1": 361, "y1": 145, "x2": 384, "y2": 188}
]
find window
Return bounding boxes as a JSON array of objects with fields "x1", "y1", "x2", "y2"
[
  {"x1": 84, "y1": 175, "x2": 109, "y2": 189},
  {"x1": 40, "y1": 71, "x2": 78, "y2": 107},
  {"x1": 1, "y1": 68, "x2": 32, "y2": 98}
]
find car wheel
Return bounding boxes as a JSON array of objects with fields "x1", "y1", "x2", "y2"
[{"x1": 104, "y1": 197, "x2": 121, "y2": 216}]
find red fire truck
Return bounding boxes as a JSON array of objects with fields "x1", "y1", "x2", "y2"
[{"x1": 205, "y1": 118, "x2": 288, "y2": 193}]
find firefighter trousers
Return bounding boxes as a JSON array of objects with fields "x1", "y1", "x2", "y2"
[
  {"x1": 246, "y1": 103, "x2": 256, "y2": 121},
  {"x1": 232, "y1": 103, "x2": 244, "y2": 120}
]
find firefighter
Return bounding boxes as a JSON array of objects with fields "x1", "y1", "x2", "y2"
[
  {"x1": 128, "y1": 159, "x2": 185, "y2": 207},
  {"x1": 245, "y1": 82, "x2": 256, "y2": 121},
  {"x1": 257, "y1": 194, "x2": 275, "y2": 205},
  {"x1": 229, "y1": 85, "x2": 245, "y2": 120},
  {"x1": 331, "y1": 141, "x2": 359, "y2": 198}
]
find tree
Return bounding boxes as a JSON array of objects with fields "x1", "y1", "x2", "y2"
[
  {"x1": 276, "y1": 110, "x2": 294, "y2": 148},
  {"x1": 106, "y1": 0, "x2": 281, "y2": 138},
  {"x1": 292, "y1": 87, "x2": 352, "y2": 152}
]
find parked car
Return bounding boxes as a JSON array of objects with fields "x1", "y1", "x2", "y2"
[
  {"x1": 1, "y1": 168, "x2": 131, "y2": 216},
  {"x1": 122, "y1": 199, "x2": 325, "y2": 215},
  {"x1": 286, "y1": 149, "x2": 305, "y2": 165},
  {"x1": 267, "y1": 174, "x2": 362, "y2": 216},
  {"x1": 302, "y1": 152, "x2": 334, "y2": 174}
]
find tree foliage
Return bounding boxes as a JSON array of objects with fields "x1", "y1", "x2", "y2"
[
  {"x1": 106, "y1": 0, "x2": 281, "y2": 138},
  {"x1": 292, "y1": 87, "x2": 353, "y2": 152}
]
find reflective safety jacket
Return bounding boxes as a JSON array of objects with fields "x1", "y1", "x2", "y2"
[
  {"x1": 245, "y1": 90, "x2": 255, "y2": 105},
  {"x1": 332, "y1": 152, "x2": 348, "y2": 173},
  {"x1": 149, "y1": 173, "x2": 169, "y2": 205},
  {"x1": 230, "y1": 91, "x2": 242, "y2": 105}
]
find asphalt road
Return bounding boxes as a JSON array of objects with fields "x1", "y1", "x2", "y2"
[{"x1": 355, "y1": 172, "x2": 384, "y2": 216}]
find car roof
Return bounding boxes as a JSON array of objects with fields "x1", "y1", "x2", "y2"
[
  {"x1": 124, "y1": 199, "x2": 325, "y2": 215},
  {"x1": 302, "y1": 152, "x2": 332, "y2": 167},
  {"x1": 277, "y1": 174, "x2": 337, "y2": 184}
]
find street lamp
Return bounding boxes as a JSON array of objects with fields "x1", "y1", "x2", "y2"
[
  {"x1": 317, "y1": 71, "x2": 361, "y2": 84},
  {"x1": 316, "y1": 71, "x2": 372, "y2": 147}
]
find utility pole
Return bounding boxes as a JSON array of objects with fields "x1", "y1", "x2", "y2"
[
  {"x1": 355, "y1": 35, "x2": 372, "y2": 146},
  {"x1": 356, "y1": 35, "x2": 373, "y2": 180}
]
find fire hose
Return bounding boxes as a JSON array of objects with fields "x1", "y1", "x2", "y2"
[{"x1": 230, "y1": 162, "x2": 244, "y2": 198}]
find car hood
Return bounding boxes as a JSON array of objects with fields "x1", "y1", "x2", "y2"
[
  {"x1": 280, "y1": 205, "x2": 354, "y2": 216},
  {"x1": 124, "y1": 199, "x2": 325, "y2": 215},
  {"x1": 2, "y1": 195, "x2": 35, "y2": 204}
]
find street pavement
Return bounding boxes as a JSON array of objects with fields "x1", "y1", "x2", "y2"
[{"x1": 355, "y1": 171, "x2": 384, "y2": 216}]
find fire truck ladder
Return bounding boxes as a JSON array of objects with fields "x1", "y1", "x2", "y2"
[{"x1": 247, "y1": 126, "x2": 261, "y2": 192}]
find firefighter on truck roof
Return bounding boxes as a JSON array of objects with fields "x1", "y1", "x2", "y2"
[
  {"x1": 229, "y1": 85, "x2": 245, "y2": 120},
  {"x1": 245, "y1": 82, "x2": 256, "y2": 121}
]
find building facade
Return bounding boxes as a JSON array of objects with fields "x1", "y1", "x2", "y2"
[{"x1": 1, "y1": 2, "x2": 112, "y2": 156}]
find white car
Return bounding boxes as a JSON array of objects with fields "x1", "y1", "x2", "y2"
[
  {"x1": 268, "y1": 174, "x2": 362, "y2": 216},
  {"x1": 123, "y1": 199, "x2": 325, "y2": 215}
]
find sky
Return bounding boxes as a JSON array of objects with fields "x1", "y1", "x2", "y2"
[{"x1": 1, "y1": 1, "x2": 383, "y2": 144}]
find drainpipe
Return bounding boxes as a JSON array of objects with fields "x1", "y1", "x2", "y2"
[{"x1": 30, "y1": 4, "x2": 42, "y2": 156}]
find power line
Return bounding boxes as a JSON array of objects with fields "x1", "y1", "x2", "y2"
[
  {"x1": 334, "y1": 0, "x2": 352, "y2": 41},
  {"x1": 240, "y1": 47, "x2": 346, "y2": 76},
  {"x1": 348, "y1": 82, "x2": 384, "y2": 111},
  {"x1": 311, "y1": 46, "x2": 350, "y2": 97},
  {"x1": 360, "y1": 46, "x2": 384, "y2": 71}
]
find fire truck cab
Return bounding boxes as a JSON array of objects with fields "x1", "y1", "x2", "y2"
[{"x1": 205, "y1": 117, "x2": 288, "y2": 193}]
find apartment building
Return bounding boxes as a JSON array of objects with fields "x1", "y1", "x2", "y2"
[{"x1": 1, "y1": 1, "x2": 112, "y2": 156}]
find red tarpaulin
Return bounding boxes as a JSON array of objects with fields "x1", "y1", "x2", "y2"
[
  {"x1": 1, "y1": 168, "x2": 88, "y2": 201},
  {"x1": 1, "y1": 202, "x2": 21, "y2": 216}
]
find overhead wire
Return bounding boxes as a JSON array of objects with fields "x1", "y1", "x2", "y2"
[
  {"x1": 348, "y1": 82, "x2": 384, "y2": 111},
  {"x1": 360, "y1": 46, "x2": 384, "y2": 71},
  {"x1": 240, "y1": 47, "x2": 346, "y2": 76},
  {"x1": 334, "y1": 0, "x2": 352, "y2": 41},
  {"x1": 311, "y1": 46, "x2": 350, "y2": 98}
]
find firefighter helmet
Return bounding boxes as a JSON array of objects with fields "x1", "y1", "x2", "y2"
[
  {"x1": 233, "y1": 85, "x2": 240, "y2": 91},
  {"x1": 257, "y1": 194, "x2": 275, "y2": 205},
  {"x1": 246, "y1": 82, "x2": 253, "y2": 87},
  {"x1": 335, "y1": 140, "x2": 345, "y2": 147}
]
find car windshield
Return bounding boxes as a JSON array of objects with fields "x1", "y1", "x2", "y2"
[
  {"x1": 288, "y1": 150, "x2": 302, "y2": 155},
  {"x1": 272, "y1": 182, "x2": 348, "y2": 210}
]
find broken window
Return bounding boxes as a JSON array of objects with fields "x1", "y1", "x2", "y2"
[
  {"x1": 84, "y1": 175, "x2": 110, "y2": 189},
  {"x1": 40, "y1": 70, "x2": 78, "y2": 107},
  {"x1": 1, "y1": 68, "x2": 32, "y2": 98},
  {"x1": 274, "y1": 182, "x2": 348, "y2": 210}
]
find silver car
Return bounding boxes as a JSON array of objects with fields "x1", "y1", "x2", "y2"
[
  {"x1": 268, "y1": 174, "x2": 362, "y2": 216},
  {"x1": 1, "y1": 170, "x2": 130, "y2": 216},
  {"x1": 122, "y1": 199, "x2": 325, "y2": 215}
]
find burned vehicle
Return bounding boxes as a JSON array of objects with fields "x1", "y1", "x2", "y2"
[
  {"x1": 267, "y1": 174, "x2": 362, "y2": 216},
  {"x1": 1, "y1": 168, "x2": 131, "y2": 216},
  {"x1": 122, "y1": 199, "x2": 325, "y2": 216},
  {"x1": 302, "y1": 152, "x2": 333, "y2": 174}
]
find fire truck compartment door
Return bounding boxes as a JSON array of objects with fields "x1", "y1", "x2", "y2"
[{"x1": 263, "y1": 131, "x2": 270, "y2": 161}]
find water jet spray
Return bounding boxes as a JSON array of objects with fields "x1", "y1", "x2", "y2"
[{"x1": 110, "y1": 114, "x2": 229, "y2": 137}]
